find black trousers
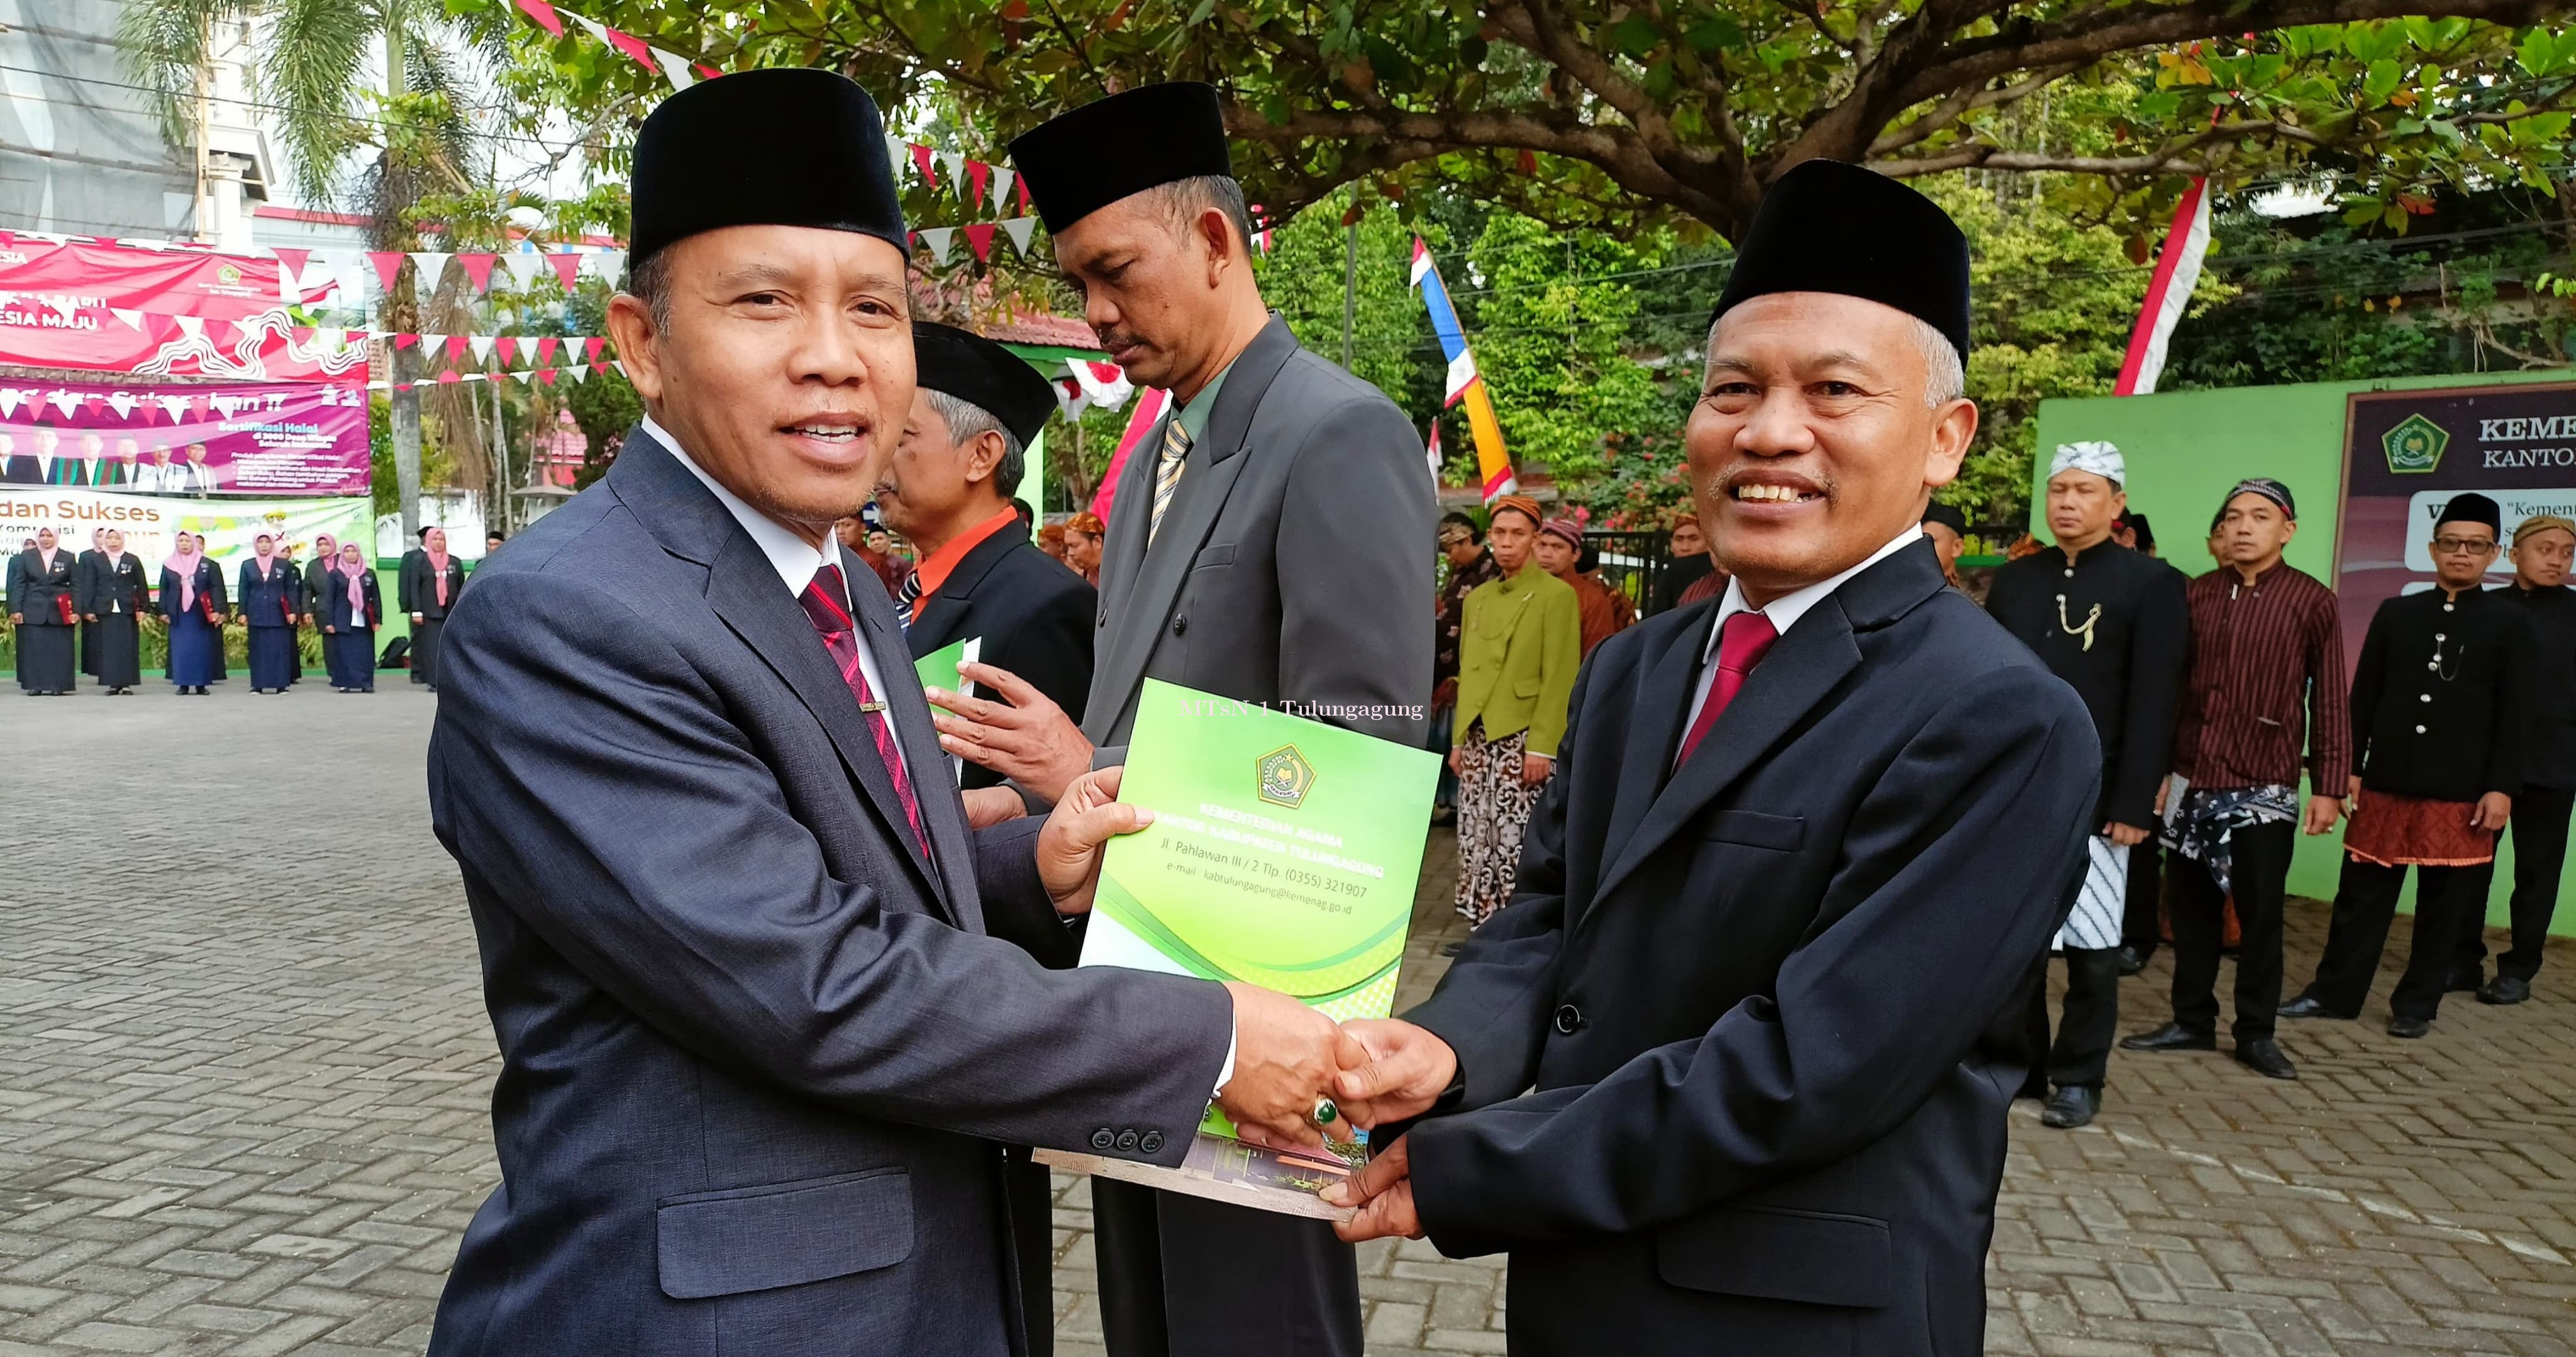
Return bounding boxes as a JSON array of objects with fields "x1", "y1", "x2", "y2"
[
  {"x1": 2168, "y1": 820, "x2": 2295, "y2": 1043},
  {"x1": 2457, "y1": 783, "x2": 2572, "y2": 985},
  {"x1": 2305, "y1": 856, "x2": 2485, "y2": 1020},
  {"x1": 1092, "y1": 1177, "x2": 1361, "y2": 1357},
  {"x1": 2123, "y1": 840, "x2": 2166, "y2": 959},
  {"x1": 2021, "y1": 946, "x2": 2123, "y2": 1089}
]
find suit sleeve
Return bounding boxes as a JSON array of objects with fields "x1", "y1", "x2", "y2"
[
  {"x1": 2308, "y1": 592, "x2": 2354, "y2": 792},
  {"x1": 2490, "y1": 612, "x2": 2534, "y2": 798},
  {"x1": 205, "y1": 567, "x2": 228, "y2": 613},
  {"x1": 428, "y1": 570, "x2": 1233, "y2": 1163},
  {"x1": 1278, "y1": 393, "x2": 1436, "y2": 746},
  {"x1": 2348, "y1": 604, "x2": 2389, "y2": 787},
  {"x1": 397, "y1": 556, "x2": 417, "y2": 613},
  {"x1": 1526, "y1": 587, "x2": 1582, "y2": 758},
  {"x1": 1404, "y1": 668, "x2": 2097, "y2": 1256},
  {"x1": 1404, "y1": 658, "x2": 1599, "y2": 1109},
  {"x1": 2106, "y1": 567, "x2": 2190, "y2": 828}
]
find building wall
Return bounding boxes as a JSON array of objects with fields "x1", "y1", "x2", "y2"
[{"x1": 2036, "y1": 368, "x2": 2576, "y2": 933}]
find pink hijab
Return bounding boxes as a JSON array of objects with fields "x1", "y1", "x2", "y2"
[
  {"x1": 340, "y1": 544, "x2": 368, "y2": 619},
  {"x1": 165, "y1": 537, "x2": 203, "y2": 610}
]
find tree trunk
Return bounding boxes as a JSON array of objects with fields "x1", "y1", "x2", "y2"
[{"x1": 384, "y1": 17, "x2": 423, "y2": 538}]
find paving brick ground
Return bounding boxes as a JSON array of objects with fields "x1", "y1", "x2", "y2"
[{"x1": 1, "y1": 685, "x2": 2570, "y2": 1354}]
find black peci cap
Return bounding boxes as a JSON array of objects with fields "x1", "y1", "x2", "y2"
[
  {"x1": 1711, "y1": 160, "x2": 1972, "y2": 361},
  {"x1": 1008, "y1": 83, "x2": 1233, "y2": 235},
  {"x1": 912, "y1": 322, "x2": 1059, "y2": 446},
  {"x1": 629, "y1": 69, "x2": 908, "y2": 269}
]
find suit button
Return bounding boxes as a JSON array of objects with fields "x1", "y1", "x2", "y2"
[
  {"x1": 2416, "y1": 725, "x2": 2427, "y2": 734},
  {"x1": 1553, "y1": 1004, "x2": 1584, "y2": 1034},
  {"x1": 1115, "y1": 1129, "x2": 1140, "y2": 1153},
  {"x1": 1091, "y1": 1129, "x2": 1116, "y2": 1151},
  {"x1": 1139, "y1": 1131, "x2": 1165, "y2": 1155},
  {"x1": 1172, "y1": 615, "x2": 1189, "y2": 635}
]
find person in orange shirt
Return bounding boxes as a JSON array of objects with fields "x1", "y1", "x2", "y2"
[{"x1": 1537, "y1": 516, "x2": 1633, "y2": 656}]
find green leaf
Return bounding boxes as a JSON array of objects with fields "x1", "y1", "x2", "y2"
[
  {"x1": 2362, "y1": 59, "x2": 2402, "y2": 102},
  {"x1": 2517, "y1": 28, "x2": 2562, "y2": 77},
  {"x1": 1684, "y1": 14, "x2": 1743, "y2": 50},
  {"x1": 1605, "y1": 14, "x2": 1660, "y2": 56}
]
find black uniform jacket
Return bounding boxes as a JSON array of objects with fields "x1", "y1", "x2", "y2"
[
  {"x1": 11, "y1": 549, "x2": 77, "y2": 625},
  {"x1": 2497, "y1": 582, "x2": 2576, "y2": 790},
  {"x1": 1398, "y1": 540, "x2": 2099, "y2": 1357},
  {"x1": 79, "y1": 553, "x2": 150, "y2": 616},
  {"x1": 159, "y1": 559, "x2": 228, "y2": 619},
  {"x1": 399, "y1": 550, "x2": 467, "y2": 620},
  {"x1": 2350, "y1": 584, "x2": 2533, "y2": 802},
  {"x1": 322, "y1": 569, "x2": 382, "y2": 631},
  {"x1": 904, "y1": 520, "x2": 1097, "y2": 792},
  {"x1": 238, "y1": 556, "x2": 301, "y2": 627},
  {"x1": 1984, "y1": 543, "x2": 2189, "y2": 828}
]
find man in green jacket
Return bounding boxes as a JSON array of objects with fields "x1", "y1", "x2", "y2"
[{"x1": 1450, "y1": 494, "x2": 1583, "y2": 926}]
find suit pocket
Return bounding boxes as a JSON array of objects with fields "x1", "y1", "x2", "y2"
[
  {"x1": 1513, "y1": 675, "x2": 1542, "y2": 699},
  {"x1": 1655, "y1": 1204, "x2": 1891, "y2": 1308},
  {"x1": 656, "y1": 1168, "x2": 913, "y2": 1300},
  {"x1": 1192, "y1": 542, "x2": 1236, "y2": 570},
  {"x1": 1704, "y1": 809, "x2": 1806, "y2": 853}
]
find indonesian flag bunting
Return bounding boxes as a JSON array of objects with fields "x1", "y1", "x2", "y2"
[
  {"x1": 538, "y1": 368, "x2": 557, "y2": 385},
  {"x1": 938, "y1": 152, "x2": 967, "y2": 191},
  {"x1": 110, "y1": 307, "x2": 143, "y2": 330},
  {"x1": 1425, "y1": 421, "x2": 1442, "y2": 485},
  {"x1": 469, "y1": 334, "x2": 496, "y2": 365},
  {"x1": 588, "y1": 249, "x2": 626, "y2": 280},
  {"x1": 369, "y1": 252, "x2": 406, "y2": 295},
  {"x1": 963, "y1": 223, "x2": 996, "y2": 262},
  {"x1": 695, "y1": 62, "x2": 721, "y2": 80},
  {"x1": 584, "y1": 336, "x2": 607, "y2": 363},
  {"x1": 967, "y1": 160, "x2": 991, "y2": 209},
  {"x1": 1067, "y1": 359, "x2": 1133, "y2": 411},
  {"x1": 401, "y1": 331, "x2": 426, "y2": 350},
  {"x1": 1089, "y1": 385, "x2": 1173, "y2": 525},
  {"x1": 1000, "y1": 216, "x2": 1040, "y2": 257},
  {"x1": 272, "y1": 246, "x2": 310, "y2": 299},
  {"x1": 496, "y1": 336, "x2": 519, "y2": 366},
  {"x1": 911, "y1": 143, "x2": 936, "y2": 184},
  {"x1": 652, "y1": 47, "x2": 697, "y2": 90},
  {"x1": 917, "y1": 228, "x2": 955, "y2": 264},
  {"x1": 1409, "y1": 237, "x2": 1516, "y2": 503},
  {"x1": 547, "y1": 252, "x2": 583, "y2": 289},
  {"x1": 513, "y1": 0, "x2": 565, "y2": 35},
  {"x1": 2115, "y1": 177, "x2": 2212, "y2": 397},
  {"x1": 990, "y1": 167, "x2": 1015, "y2": 211},
  {"x1": 502, "y1": 250, "x2": 547, "y2": 289},
  {"x1": 445, "y1": 333, "x2": 469, "y2": 362},
  {"x1": 411, "y1": 252, "x2": 451, "y2": 295},
  {"x1": 457, "y1": 252, "x2": 499, "y2": 293},
  {"x1": 536, "y1": 336, "x2": 560, "y2": 365},
  {"x1": 565, "y1": 363, "x2": 588, "y2": 384}
]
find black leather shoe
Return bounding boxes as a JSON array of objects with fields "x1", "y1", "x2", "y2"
[
  {"x1": 2479, "y1": 976, "x2": 2532, "y2": 1005},
  {"x1": 2447, "y1": 969, "x2": 2485, "y2": 994},
  {"x1": 2040, "y1": 1085, "x2": 2101, "y2": 1129},
  {"x1": 2233, "y1": 1039, "x2": 2298, "y2": 1080},
  {"x1": 2276, "y1": 995, "x2": 2346, "y2": 1020},
  {"x1": 2116, "y1": 945, "x2": 2149, "y2": 977},
  {"x1": 2387, "y1": 1015, "x2": 2432, "y2": 1039},
  {"x1": 2119, "y1": 1022, "x2": 2216, "y2": 1052}
]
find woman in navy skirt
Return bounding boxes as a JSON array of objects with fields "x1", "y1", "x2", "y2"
[
  {"x1": 237, "y1": 533, "x2": 300, "y2": 693},
  {"x1": 159, "y1": 537, "x2": 225, "y2": 694},
  {"x1": 320, "y1": 541, "x2": 380, "y2": 692}
]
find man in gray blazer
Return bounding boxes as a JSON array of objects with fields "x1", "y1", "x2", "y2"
[
  {"x1": 929, "y1": 81, "x2": 1435, "y2": 1357},
  {"x1": 423, "y1": 70, "x2": 1353, "y2": 1357}
]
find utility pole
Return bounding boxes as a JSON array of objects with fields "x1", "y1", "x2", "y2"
[
  {"x1": 384, "y1": 14, "x2": 424, "y2": 541},
  {"x1": 1341, "y1": 218, "x2": 1358, "y2": 369}
]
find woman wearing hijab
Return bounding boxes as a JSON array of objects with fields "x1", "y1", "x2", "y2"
[
  {"x1": 399, "y1": 526, "x2": 465, "y2": 690},
  {"x1": 160, "y1": 534, "x2": 225, "y2": 694},
  {"x1": 8, "y1": 526, "x2": 77, "y2": 694},
  {"x1": 321, "y1": 541, "x2": 381, "y2": 692},
  {"x1": 238, "y1": 533, "x2": 300, "y2": 693},
  {"x1": 190, "y1": 534, "x2": 230, "y2": 682},
  {"x1": 79, "y1": 528, "x2": 149, "y2": 694}
]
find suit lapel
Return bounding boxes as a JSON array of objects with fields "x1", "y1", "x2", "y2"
[
  {"x1": 911, "y1": 525, "x2": 1022, "y2": 656},
  {"x1": 1082, "y1": 318, "x2": 1299, "y2": 741},
  {"x1": 1594, "y1": 606, "x2": 1714, "y2": 878},
  {"x1": 1586, "y1": 595, "x2": 1863, "y2": 916},
  {"x1": 847, "y1": 547, "x2": 982, "y2": 933}
]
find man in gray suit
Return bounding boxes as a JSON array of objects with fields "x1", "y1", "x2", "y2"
[
  {"x1": 931, "y1": 81, "x2": 1435, "y2": 1357},
  {"x1": 423, "y1": 69, "x2": 1355, "y2": 1357}
]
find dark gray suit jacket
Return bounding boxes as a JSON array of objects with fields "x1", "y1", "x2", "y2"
[
  {"x1": 424, "y1": 430, "x2": 1233, "y2": 1357},
  {"x1": 1400, "y1": 540, "x2": 2098, "y2": 1357},
  {"x1": 1083, "y1": 314, "x2": 1435, "y2": 750}
]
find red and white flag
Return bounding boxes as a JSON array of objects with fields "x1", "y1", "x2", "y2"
[{"x1": 2115, "y1": 177, "x2": 2212, "y2": 396}]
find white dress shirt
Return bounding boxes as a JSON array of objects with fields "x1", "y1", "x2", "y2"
[
  {"x1": 1679, "y1": 524, "x2": 1928, "y2": 749},
  {"x1": 644, "y1": 416, "x2": 911, "y2": 780}
]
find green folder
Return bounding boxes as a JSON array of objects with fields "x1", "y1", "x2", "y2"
[{"x1": 913, "y1": 635, "x2": 980, "y2": 692}]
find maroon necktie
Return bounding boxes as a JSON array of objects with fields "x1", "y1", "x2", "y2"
[
  {"x1": 797, "y1": 563, "x2": 931, "y2": 859},
  {"x1": 1676, "y1": 610, "x2": 1780, "y2": 765}
]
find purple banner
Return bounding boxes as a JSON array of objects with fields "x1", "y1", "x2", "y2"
[{"x1": 0, "y1": 377, "x2": 368, "y2": 497}]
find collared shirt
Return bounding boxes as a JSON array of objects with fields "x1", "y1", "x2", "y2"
[
  {"x1": 2170, "y1": 560, "x2": 2350, "y2": 794},
  {"x1": 2497, "y1": 581, "x2": 2576, "y2": 789},
  {"x1": 643, "y1": 416, "x2": 911, "y2": 779},
  {"x1": 1174, "y1": 363, "x2": 1230, "y2": 445},
  {"x1": 1680, "y1": 526, "x2": 1920, "y2": 746},
  {"x1": 907, "y1": 504, "x2": 1020, "y2": 619}
]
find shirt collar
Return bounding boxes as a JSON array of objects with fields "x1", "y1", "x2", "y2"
[
  {"x1": 1704, "y1": 524, "x2": 1924, "y2": 663},
  {"x1": 913, "y1": 504, "x2": 1020, "y2": 601},
  {"x1": 1174, "y1": 358, "x2": 1234, "y2": 444},
  {"x1": 644, "y1": 415, "x2": 845, "y2": 607}
]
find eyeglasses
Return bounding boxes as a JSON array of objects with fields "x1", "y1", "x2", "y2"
[{"x1": 2431, "y1": 536, "x2": 2499, "y2": 555}]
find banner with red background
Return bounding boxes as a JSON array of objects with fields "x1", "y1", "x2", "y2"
[{"x1": 0, "y1": 237, "x2": 288, "y2": 321}]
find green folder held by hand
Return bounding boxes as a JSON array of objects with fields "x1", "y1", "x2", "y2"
[{"x1": 914, "y1": 636, "x2": 980, "y2": 692}]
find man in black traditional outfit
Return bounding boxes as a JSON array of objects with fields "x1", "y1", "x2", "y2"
[
  {"x1": 2462, "y1": 512, "x2": 2576, "y2": 1005},
  {"x1": 1985, "y1": 441, "x2": 2187, "y2": 1129},
  {"x1": 2282, "y1": 492, "x2": 2532, "y2": 1038}
]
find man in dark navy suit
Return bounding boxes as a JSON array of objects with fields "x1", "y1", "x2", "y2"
[
  {"x1": 423, "y1": 70, "x2": 1355, "y2": 1357},
  {"x1": 1322, "y1": 162, "x2": 2099, "y2": 1357}
]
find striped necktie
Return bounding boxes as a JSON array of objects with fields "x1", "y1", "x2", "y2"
[
  {"x1": 1148, "y1": 416, "x2": 1190, "y2": 545},
  {"x1": 796, "y1": 563, "x2": 932, "y2": 860},
  {"x1": 896, "y1": 568, "x2": 923, "y2": 629}
]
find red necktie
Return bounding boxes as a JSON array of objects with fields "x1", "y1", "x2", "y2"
[
  {"x1": 797, "y1": 563, "x2": 932, "y2": 859},
  {"x1": 1677, "y1": 609, "x2": 1780, "y2": 765}
]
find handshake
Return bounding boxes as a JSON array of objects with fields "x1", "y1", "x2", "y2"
[{"x1": 1214, "y1": 993, "x2": 1457, "y2": 1244}]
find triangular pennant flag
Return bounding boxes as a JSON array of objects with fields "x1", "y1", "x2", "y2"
[
  {"x1": 502, "y1": 250, "x2": 546, "y2": 289},
  {"x1": 538, "y1": 368, "x2": 557, "y2": 385},
  {"x1": 599, "y1": 23, "x2": 659, "y2": 72},
  {"x1": 583, "y1": 249, "x2": 625, "y2": 280},
  {"x1": 967, "y1": 160, "x2": 991, "y2": 209},
  {"x1": 82, "y1": 392, "x2": 105, "y2": 414},
  {"x1": 512, "y1": 0, "x2": 564, "y2": 36},
  {"x1": 937, "y1": 152, "x2": 966, "y2": 192},
  {"x1": 157, "y1": 394, "x2": 188, "y2": 421},
  {"x1": 651, "y1": 46, "x2": 697, "y2": 90},
  {"x1": 918, "y1": 227, "x2": 955, "y2": 265},
  {"x1": 45, "y1": 388, "x2": 79, "y2": 418},
  {"x1": 887, "y1": 135, "x2": 908, "y2": 172},
  {"x1": 585, "y1": 336, "x2": 606, "y2": 363},
  {"x1": 609, "y1": 360, "x2": 626, "y2": 379},
  {"x1": 963, "y1": 223, "x2": 996, "y2": 263},
  {"x1": 109, "y1": 307, "x2": 143, "y2": 331},
  {"x1": 208, "y1": 393, "x2": 243, "y2": 418},
  {"x1": 1001, "y1": 216, "x2": 1040, "y2": 257},
  {"x1": 106, "y1": 391, "x2": 138, "y2": 419},
  {"x1": 512, "y1": 370, "x2": 536, "y2": 384},
  {"x1": 411, "y1": 251, "x2": 451, "y2": 294},
  {"x1": 561, "y1": 336, "x2": 587, "y2": 361},
  {"x1": 437, "y1": 369, "x2": 462, "y2": 384},
  {"x1": 469, "y1": 334, "x2": 497, "y2": 365},
  {"x1": 564, "y1": 363, "x2": 589, "y2": 384},
  {"x1": 565, "y1": 11, "x2": 612, "y2": 43},
  {"x1": 496, "y1": 336, "x2": 519, "y2": 366},
  {"x1": 186, "y1": 394, "x2": 210, "y2": 419},
  {"x1": 416, "y1": 332, "x2": 442, "y2": 353},
  {"x1": 457, "y1": 253, "x2": 499, "y2": 293},
  {"x1": 910, "y1": 143, "x2": 935, "y2": 183},
  {"x1": 536, "y1": 336, "x2": 560, "y2": 365},
  {"x1": 0, "y1": 389, "x2": 20, "y2": 418},
  {"x1": 369, "y1": 251, "x2": 406, "y2": 294},
  {"x1": 445, "y1": 334, "x2": 469, "y2": 362},
  {"x1": 990, "y1": 166, "x2": 1014, "y2": 211},
  {"x1": 547, "y1": 252, "x2": 582, "y2": 289},
  {"x1": 175, "y1": 314, "x2": 204, "y2": 341},
  {"x1": 395, "y1": 331, "x2": 421, "y2": 350},
  {"x1": 695, "y1": 63, "x2": 721, "y2": 80},
  {"x1": 271, "y1": 246, "x2": 311, "y2": 299}
]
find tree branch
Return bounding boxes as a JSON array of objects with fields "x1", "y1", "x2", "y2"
[{"x1": 1866, "y1": 61, "x2": 2080, "y2": 155}]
